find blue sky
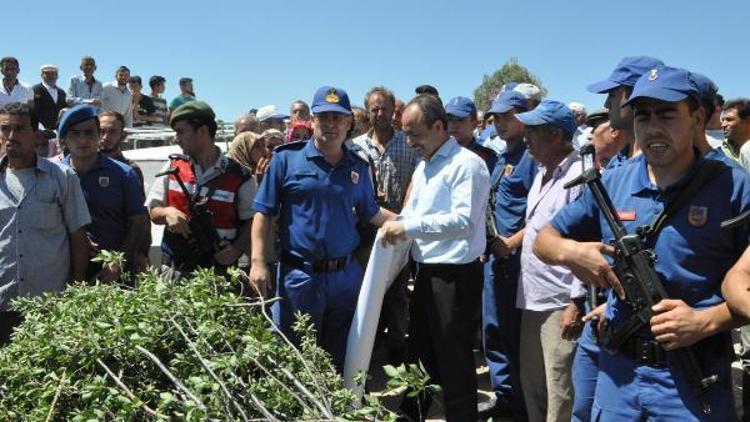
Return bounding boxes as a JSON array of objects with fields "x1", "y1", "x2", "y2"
[{"x1": 8, "y1": 0, "x2": 746, "y2": 120}]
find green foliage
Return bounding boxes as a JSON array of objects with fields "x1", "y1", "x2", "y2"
[
  {"x1": 473, "y1": 57, "x2": 548, "y2": 111},
  {"x1": 0, "y1": 268, "x2": 395, "y2": 421}
]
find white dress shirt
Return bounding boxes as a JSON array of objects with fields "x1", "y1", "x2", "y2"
[
  {"x1": 0, "y1": 80, "x2": 32, "y2": 106},
  {"x1": 517, "y1": 149, "x2": 586, "y2": 311},
  {"x1": 401, "y1": 137, "x2": 490, "y2": 264},
  {"x1": 42, "y1": 81, "x2": 58, "y2": 103}
]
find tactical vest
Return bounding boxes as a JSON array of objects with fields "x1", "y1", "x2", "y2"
[{"x1": 165, "y1": 154, "x2": 248, "y2": 242}]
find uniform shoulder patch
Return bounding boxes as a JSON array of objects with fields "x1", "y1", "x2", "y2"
[{"x1": 274, "y1": 140, "x2": 307, "y2": 153}]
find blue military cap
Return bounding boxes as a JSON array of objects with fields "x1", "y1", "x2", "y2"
[
  {"x1": 311, "y1": 86, "x2": 352, "y2": 115},
  {"x1": 623, "y1": 66, "x2": 701, "y2": 107},
  {"x1": 514, "y1": 100, "x2": 577, "y2": 136},
  {"x1": 691, "y1": 72, "x2": 719, "y2": 104},
  {"x1": 486, "y1": 90, "x2": 529, "y2": 115},
  {"x1": 587, "y1": 56, "x2": 665, "y2": 94},
  {"x1": 58, "y1": 104, "x2": 98, "y2": 139},
  {"x1": 445, "y1": 96, "x2": 477, "y2": 118}
]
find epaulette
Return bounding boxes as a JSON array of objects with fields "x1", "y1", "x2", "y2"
[
  {"x1": 168, "y1": 153, "x2": 190, "y2": 161},
  {"x1": 273, "y1": 140, "x2": 307, "y2": 152}
]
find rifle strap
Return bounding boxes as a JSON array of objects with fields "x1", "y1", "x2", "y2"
[{"x1": 640, "y1": 159, "x2": 727, "y2": 241}]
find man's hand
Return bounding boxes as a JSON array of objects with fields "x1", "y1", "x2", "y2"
[
  {"x1": 91, "y1": 99, "x2": 102, "y2": 106},
  {"x1": 94, "y1": 262, "x2": 121, "y2": 283},
  {"x1": 380, "y1": 220, "x2": 407, "y2": 246},
  {"x1": 561, "y1": 302, "x2": 584, "y2": 341},
  {"x1": 165, "y1": 208, "x2": 191, "y2": 238},
  {"x1": 214, "y1": 244, "x2": 241, "y2": 266},
  {"x1": 249, "y1": 261, "x2": 272, "y2": 298},
  {"x1": 583, "y1": 303, "x2": 607, "y2": 335},
  {"x1": 651, "y1": 299, "x2": 710, "y2": 350},
  {"x1": 489, "y1": 236, "x2": 514, "y2": 258},
  {"x1": 566, "y1": 242, "x2": 624, "y2": 298}
]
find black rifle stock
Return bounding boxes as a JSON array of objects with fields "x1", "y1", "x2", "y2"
[
  {"x1": 156, "y1": 167, "x2": 224, "y2": 265},
  {"x1": 563, "y1": 149, "x2": 717, "y2": 415}
]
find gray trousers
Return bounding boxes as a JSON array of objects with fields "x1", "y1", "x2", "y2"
[{"x1": 520, "y1": 309, "x2": 577, "y2": 422}]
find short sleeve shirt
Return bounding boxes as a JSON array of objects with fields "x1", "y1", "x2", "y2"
[
  {"x1": 61, "y1": 154, "x2": 147, "y2": 251},
  {"x1": 0, "y1": 80, "x2": 32, "y2": 106},
  {"x1": 551, "y1": 154, "x2": 750, "y2": 334},
  {"x1": 253, "y1": 138, "x2": 380, "y2": 261},
  {"x1": 0, "y1": 157, "x2": 91, "y2": 309},
  {"x1": 490, "y1": 142, "x2": 539, "y2": 236}
]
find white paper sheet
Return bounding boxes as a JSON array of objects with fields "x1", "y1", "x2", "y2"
[{"x1": 343, "y1": 232, "x2": 412, "y2": 398}]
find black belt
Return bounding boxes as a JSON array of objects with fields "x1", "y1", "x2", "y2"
[
  {"x1": 281, "y1": 251, "x2": 349, "y2": 274},
  {"x1": 618, "y1": 330, "x2": 730, "y2": 369},
  {"x1": 620, "y1": 337, "x2": 667, "y2": 367}
]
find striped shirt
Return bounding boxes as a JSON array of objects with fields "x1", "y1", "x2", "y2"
[{"x1": 352, "y1": 130, "x2": 420, "y2": 213}]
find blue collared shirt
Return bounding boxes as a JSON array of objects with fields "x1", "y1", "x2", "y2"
[
  {"x1": 253, "y1": 138, "x2": 380, "y2": 261},
  {"x1": 0, "y1": 156, "x2": 91, "y2": 309},
  {"x1": 490, "y1": 141, "x2": 539, "y2": 237},
  {"x1": 61, "y1": 154, "x2": 147, "y2": 251},
  {"x1": 551, "y1": 154, "x2": 750, "y2": 333},
  {"x1": 401, "y1": 137, "x2": 490, "y2": 264},
  {"x1": 67, "y1": 75, "x2": 103, "y2": 109}
]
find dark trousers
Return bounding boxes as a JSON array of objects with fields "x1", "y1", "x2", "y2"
[
  {"x1": 0, "y1": 311, "x2": 23, "y2": 346},
  {"x1": 482, "y1": 254, "x2": 527, "y2": 417},
  {"x1": 400, "y1": 260, "x2": 483, "y2": 422}
]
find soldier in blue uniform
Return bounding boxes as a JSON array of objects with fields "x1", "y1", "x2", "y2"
[
  {"x1": 479, "y1": 89, "x2": 538, "y2": 420},
  {"x1": 587, "y1": 56, "x2": 665, "y2": 170},
  {"x1": 250, "y1": 86, "x2": 395, "y2": 372},
  {"x1": 572, "y1": 55, "x2": 664, "y2": 421},
  {"x1": 535, "y1": 66, "x2": 749, "y2": 420}
]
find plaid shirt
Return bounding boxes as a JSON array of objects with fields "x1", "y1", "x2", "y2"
[{"x1": 353, "y1": 130, "x2": 420, "y2": 212}]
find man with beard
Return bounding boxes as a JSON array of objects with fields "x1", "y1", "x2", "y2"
[
  {"x1": 32, "y1": 65, "x2": 66, "y2": 130},
  {"x1": 100, "y1": 66, "x2": 133, "y2": 127},
  {"x1": 352, "y1": 85, "x2": 420, "y2": 364},
  {"x1": 170, "y1": 77, "x2": 196, "y2": 111},
  {"x1": 0, "y1": 57, "x2": 33, "y2": 107},
  {"x1": 99, "y1": 110, "x2": 145, "y2": 191},
  {"x1": 0, "y1": 102, "x2": 89, "y2": 344}
]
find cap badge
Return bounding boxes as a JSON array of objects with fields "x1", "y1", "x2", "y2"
[
  {"x1": 325, "y1": 88, "x2": 340, "y2": 104},
  {"x1": 648, "y1": 69, "x2": 659, "y2": 81}
]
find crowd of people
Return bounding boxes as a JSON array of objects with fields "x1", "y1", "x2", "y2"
[{"x1": 1, "y1": 53, "x2": 750, "y2": 421}]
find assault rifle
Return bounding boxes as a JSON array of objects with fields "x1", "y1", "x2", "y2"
[
  {"x1": 563, "y1": 146, "x2": 718, "y2": 414},
  {"x1": 157, "y1": 167, "x2": 224, "y2": 270}
]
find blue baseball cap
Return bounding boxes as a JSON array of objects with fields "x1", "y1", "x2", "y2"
[
  {"x1": 586, "y1": 56, "x2": 665, "y2": 94},
  {"x1": 623, "y1": 66, "x2": 700, "y2": 107},
  {"x1": 58, "y1": 104, "x2": 98, "y2": 139},
  {"x1": 486, "y1": 90, "x2": 529, "y2": 115},
  {"x1": 445, "y1": 96, "x2": 477, "y2": 118},
  {"x1": 311, "y1": 86, "x2": 352, "y2": 115},
  {"x1": 691, "y1": 72, "x2": 718, "y2": 104},
  {"x1": 514, "y1": 100, "x2": 577, "y2": 136}
]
